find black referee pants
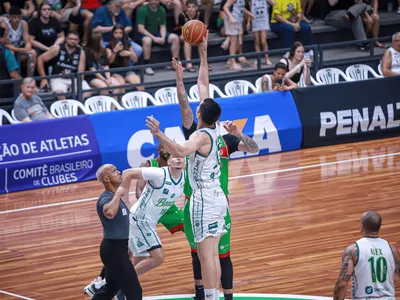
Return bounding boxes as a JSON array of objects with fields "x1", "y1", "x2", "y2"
[{"x1": 93, "y1": 239, "x2": 142, "y2": 300}]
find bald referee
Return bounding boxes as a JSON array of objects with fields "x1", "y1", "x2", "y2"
[{"x1": 93, "y1": 164, "x2": 142, "y2": 300}]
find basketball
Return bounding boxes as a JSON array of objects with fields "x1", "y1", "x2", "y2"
[{"x1": 182, "y1": 20, "x2": 207, "y2": 45}]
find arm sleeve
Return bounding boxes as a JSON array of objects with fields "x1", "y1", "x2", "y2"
[
  {"x1": 13, "y1": 101, "x2": 29, "y2": 121},
  {"x1": 28, "y1": 18, "x2": 37, "y2": 36},
  {"x1": 99, "y1": 194, "x2": 112, "y2": 212},
  {"x1": 141, "y1": 167, "x2": 166, "y2": 188},
  {"x1": 223, "y1": 134, "x2": 240, "y2": 155},
  {"x1": 37, "y1": 96, "x2": 49, "y2": 112},
  {"x1": 91, "y1": 7, "x2": 105, "y2": 28},
  {"x1": 160, "y1": 6, "x2": 166, "y2": 25},
  {"x1": 182, "y1": 121, "x2": 197, "y2": 140},
  {"x1": 136, "y1": 6, "x2": 147, "y2": 25},
  {"x1": 272, "y1": 0, "x2": 282, "y2": 15},
  {"x1": 120, "y1": 10, "x2": 132, "y2": 27},
  {"x1": 54, "y1": 18, "x2": 62, "y2": 33}
]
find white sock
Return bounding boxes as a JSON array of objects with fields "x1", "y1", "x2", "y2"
[
  {"x1": 205, "y1": 288, "x2": 216, "y2": 300},
  {"x1": 215, "y1": 289, "x2": 220, "y2": 299}
]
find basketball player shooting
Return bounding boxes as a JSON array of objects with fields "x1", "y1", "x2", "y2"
[{"x1": 146, "y1": 35, "x2": 226, "y2": 300}]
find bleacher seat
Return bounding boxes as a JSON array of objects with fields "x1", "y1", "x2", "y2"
[
  {"x1": 316, "y1": 68, "x2": 353, "y2": 84},
  {"x1": 189, "y1": 84, "x2": 226, "y2": 101},
  {"x1": 224, "y1": 80, "x2": 257, "y2": 97},
  {"x1": 122, "y1": 91, "x2": 159, "y2": 109},
  {"x1": 0, "y1": 109, "x2": 19, "y2": 125},
  {"x1": 345, "y1": 64, "x2": 382, "y2": 81},
  {"x1": 84, "y1": 96, "x2": 124, "y2": 114},
  {"x1": 50, "y1": 100, "x2": 88, "y2": 118}
]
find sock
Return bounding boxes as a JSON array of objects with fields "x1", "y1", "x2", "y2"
[
  {"x1": 205, "y1": 288, "x2": 216, "y2": 300},
  {"x1": 224, "y1": 293, "x2": 233, "y2": 300},
  {"x1": 144, "y1": 59, "x2": 150, "y2": 64},
  {"x1": 215, "y1": 290, "x2": 220, "y2": 299},
  {"x1": 195, "y1": 284, "x2": 205, "y2": 300}
]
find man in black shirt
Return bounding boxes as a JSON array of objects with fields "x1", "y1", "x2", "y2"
[{"x1": 93, "y1": 164, "x2": 142, "y2": 300}]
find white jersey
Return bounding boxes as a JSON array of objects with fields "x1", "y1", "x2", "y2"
[
  {"x1": 251, "y1": 0, "x2": 270, "y2": 31},
  {"x1": 130, "y1": 167, "x2": 184, "y2": 225},
  {"x1": 352, "y1": 237, "x2": 396, "y2": 299},
  {"x1": 188, "y1": 126, "x2": 221, "y2": 190},
  {"x1": 6, "y1": 20, "x2": 24, "y2": 48},
  {"x1": 388, "y1": 47, "x2": 400, "y2": 75}
]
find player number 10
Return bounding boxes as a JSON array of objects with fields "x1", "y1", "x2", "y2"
[{"x1": 368, "y1": 256, "x2": 388, "y2": 283}]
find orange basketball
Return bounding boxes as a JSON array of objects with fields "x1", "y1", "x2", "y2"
[{"x1": 182, "y1": 20, "x2": 207, "y2": 45}]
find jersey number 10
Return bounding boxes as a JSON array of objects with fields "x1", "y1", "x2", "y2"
[{"x1": 368, "y1": 256, "x2": 388, "y2": 283}]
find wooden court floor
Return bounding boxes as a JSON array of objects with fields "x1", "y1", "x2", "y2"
[{"x1": 0, "y1": 137, "x2": 400, "y2": 300}]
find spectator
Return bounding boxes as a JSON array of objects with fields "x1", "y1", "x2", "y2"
[
  {"x1": 29, "y1": 2, "x2": 65, "y2": 56},
  {"x1": 178, "y1": 0, "x2": 202, "y2": 72},
  {"x1": 91, "y1": 0, "x2": 142, "y2": 58},
  {"x1": 270, "y1": 0, "x2": 312, "y2": 50},
  {"x1": 81, "y1": 0, "x2": 103, "y2": 12},
  {"x1": 250, "y1": 0, "x2": 274, "y2": 66},
  {"x1": 5, "y1": 6, "x2": 37, "y2": 77},
  {"x1": 85, "y1": 32, "x2": 123, "y2": 95},
  {"x1": 382, "y1": 32, "x2": 400, "y2": 76},
  {"x1": 106, "y1": 24, "x2": 141, "y2": 87},
  {"x1": 0, "y1": 22, "x2": 20, "y2": 98},
  {"x1": 136, "y1": 0, "x2": 180, "y2": 75},
  {"x1": 323, "y1": 0, "x2": 368, "y2": 51},
  {"x1": 37, "y1": 30, "x2": 91, "y2": 98},
  {"x1": 160, "y1": 0, "x2": 183, "y2": 30},
  {"x1": 261, "y1": 62, "x2": 298, "y2": 91},
  {"x1": 223, "y1": 0, "x2": 254, "y2": 71},
  {"x1": 201, "y1": 0, "x2": 214, "y2": 30},
  {"x1": 301, "y1": 0, "x2": 314, "y2": 22},
  {"x1": 2, "y1": 0, "x2": 35, "y2": 19},
  {"x1": 122, "y1": 0, "x2": 145, "y2": 23},
  {"x1": 14, "y1": 77, "x2": 53, "y2": 122},
  {"x1": 280, "y1": 41, "x2": 311, "y2": 85}
]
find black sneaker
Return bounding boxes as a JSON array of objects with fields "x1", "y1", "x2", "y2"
[{"x1": 357, "y1": 43, "x2": 369, "y2": 52}]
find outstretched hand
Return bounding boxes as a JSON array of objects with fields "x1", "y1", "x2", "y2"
[
  {"x1": 172, "y1": 57, "x2": 184, "y2": 80},
  {"x1": 146, "y1": 115, "x2": 161, "y2": 135},
  {"x1": 223, "y1": 120, "x2": 241, "y2": 136},
  {"x1": 198, "y1": 31, "x2": 209, "y2": 58}
]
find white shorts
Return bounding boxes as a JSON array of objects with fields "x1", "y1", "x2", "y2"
[
  {"x1": 50, "y1": 78, "x2": 90, "y2": 93},
  {"x1": 224, "y1": 18, "x2": 243, "y2": 36},
  {"x1": 190, "y1": 187, "x2": 228, "y2": 243},
  {"x1": 128, "y1": 215, "x2": 162, "y2": 257}
]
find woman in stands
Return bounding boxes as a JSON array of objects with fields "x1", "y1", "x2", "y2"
[
  {"x1": 357, "y1": 0, "x2": 387, "y2": 48},
  {"x1": 85, "y1": 32, "x2": 123, "y2": 97},
  {"x1": 261, "y1": 62, "x2": 298, "y2": 92},
  {"x1": 279, "y1": 41, "x2": 311, "y2": 85},
  {"x1": 106, "y1": 25, "x2": 142, "y2": 90}
]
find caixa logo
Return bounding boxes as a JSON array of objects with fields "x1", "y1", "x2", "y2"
[{"x1": 126, "y1": 115, "x2": 282, "y2": 167}]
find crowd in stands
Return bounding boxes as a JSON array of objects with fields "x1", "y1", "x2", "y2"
[{"x1": 0, "y1": 0, "x2": 398, "y2": 102}]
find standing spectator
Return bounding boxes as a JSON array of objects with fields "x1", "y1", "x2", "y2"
[
  {"x1": 85, "y1": 32, "x2": 123, "y2": 96},
  {"x1": 91, "y1": 0, "x2": 142, "y2": 58},
  {"x1": 381, "y1": 32, "x2": 400, "y2": 76},
  {"x1": 261, "y1": 62, "x2": 298, "y2": 91},
  {"x1": 270, "y1": 0, "x2": 312, "y2": 50},
  {"x1": 250, "y1": 0, "x2": 274, "y2": 66},
  {"x1": 324, "y1": 0, "x2": 368, "y2": 51},
  {"x1": 223, "y1": 0, "x2": 254, "y2": 71},
  {"x1": 136, "y1": 0, "x2": 180, "y2": 75},
  {"x1": 2, "y1": 0, "x2": 35, "y2": 18},
  {"x1": 106, "y1": 25, "x2": 141, "y2": 88},
  {"x1": 178, "y1": 0, "x2": 202, "y2": 72},
  {"x1": 280, "y1": 41, "x2": 311, "y2": 85},
  {"x1": 37, "y1": 30, "x2": 91, "y2": 98},
  {"x1": 5, "y1": 6, "x2": 37, "y2": 77},
  {"x1": 13, "y1": 77, "x2": 53, "y2": 122},
  {"x1": 0, "y1": 22, "x2": 20, "y2": 98},
  {"x1": 357, "y1": 0, "x2": 386, "y2": 48},
  {"x1": 29, "y1": 2, "x2": 65, "y2": 56}
]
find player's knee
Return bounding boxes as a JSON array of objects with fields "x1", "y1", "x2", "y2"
[{"x1": 150, "y1": 249, "x2": 165, "y2": 267}]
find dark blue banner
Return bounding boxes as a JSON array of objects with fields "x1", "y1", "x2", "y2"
[
  {"x1": 0, "y1": 115, "x2": 101, "y2": 194},
  {"x1": 90, "y1": 91, "x2": 302, "y2": 170}
]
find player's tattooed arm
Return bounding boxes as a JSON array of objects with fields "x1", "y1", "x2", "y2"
[
  {"x1": 389, "y1": 244, "x2": 400, "y2": 276},
  {"x1": 333, "y1": 244, "x2": 357, "y2": 300},
  {"x1": 223, "y1": 121, "x2": 259, "y2": 153},
  {"x1": 135, "y1": 160, "x2": 150, "y2": 199}
]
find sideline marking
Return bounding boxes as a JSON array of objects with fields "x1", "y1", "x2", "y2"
[
  {"x1": 1, "y1": 151, "x2": 399, "y2": 215},
  {"x1": 143, "y1": 293, "x2": 332, "y2": 300},
  {"x1": 0, "y1": 289, "x2": 34, "y2": 300}
]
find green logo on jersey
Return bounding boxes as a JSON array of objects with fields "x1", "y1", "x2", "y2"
[
  {"x1": 136, "y1": 239, "x2": 145, "y2": 247},
  {"x1": 163, "y1": 188, "x2": 169, "y2": 195},
  {"x1": 156, "y1": 198, "x2": 175, "y2": 207},
  {"x1": 208, "y1": 222, "x2": 218, "y2": 230},
  {"x1": 365, "y1": 286, "x2": 373, "y2": 295},
  {"x1": 170, "y1": 193, "x2": 176, "y2": 198}
]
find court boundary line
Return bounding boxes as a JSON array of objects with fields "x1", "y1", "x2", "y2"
[
  {"x1": 0, "y1": 289, "x2": 34, "y2": 300},
  {"x1": 5, "y1": 168, "x2": 8, "y2": 193},
  {"x1": 1, "y1": 151, "x2": 399, "y2": 215},
  {"x1": 143, "y1": 293, "x2": 332, "y2": 300}
]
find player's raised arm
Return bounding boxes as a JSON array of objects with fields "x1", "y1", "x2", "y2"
[
  {"x1": 146, "y1": 116, "x2": 205, "y2": 157},
  {"x1": 223, "y1": 121, "x2": 259, "y2": 153},
  {"x1": 198, "y1": 33, "x2": 210, "y2": 102},
  {"x1": 173, "y1": 58, "x2": 194, "y2": 129},
  {"x1": 333, "y1": 244, "x2": 357, "y2": 300},
  {"x1": 135, "y1": 160, "x2": 151, "y2": 199}
]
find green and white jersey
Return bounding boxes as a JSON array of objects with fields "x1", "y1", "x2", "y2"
[
  {"x1": 352, "y1": 237, "x2": 395, "y2": 299},
  {"x1": 188, "y1": 126, "x2": 221, "y2": 190},
  {"x1": 130, "y1": 166, "x2": 184, "y2": 225}
]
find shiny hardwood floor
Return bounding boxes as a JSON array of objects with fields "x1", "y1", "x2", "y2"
[{"x1": 1, "y1": 137, "x2": 400, "y2": 300}]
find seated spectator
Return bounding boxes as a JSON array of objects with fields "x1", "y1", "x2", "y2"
[
  {"x1": 85, "y1": 31, "x2": 123, "y2": 95},
  {"x1": 14, "y1": 77, "x2": 53, "y2": 122},
  {"x1": 382, "y1": 32, "x2": 400, "y2": 76},
  {"x1": 301, "y1": 0, "x2": 314, "y2": 22},
  {"x1": 250, "y1": 0, "x2": 274, "y2": 66},
  {"x1": 178, "y1": 0, "x2": 202, "y2": 72},
  {"x1": 280, "y1": 41, "x2": 311, "y2": 85},
  {"x1": 37, "y1": 30, "x2": 91, "y2": 98},
  {"x1": 5, "y1": 6, "x2": 37, "y2": 77},
  {"x1": 261, "y1": 62, "x2": 298, "y2": 91},
  {"x1": 29, "y1": 2, "x2": 65, "y2": 56},
  {"x1": 356, "y1": 0, "x2": 386, "y2": 48},
  {"x1": 106, "y1": 24, "x2": 141, "y2": 87},
  {"x1": 323, "y1": 0, "x2": 368, "y2": 51},
  {"x1": 270, "y1": 0, "x2": 312, "y2": 50},
  {"x1": 223, "y1": 0, "x2": 254, "y2": 71},
  {"x1": 0, "y1": 22, "x2": 21, "y2": 98},
  {"x1": 160, "y1": 0, "x2": 183, "y2": 30},
  {"x1": 91, "y1": 0, "x2": 142, "y2": 58},
  {"x1": 136, "y1": 0, "x2": 180, "y2": 75},
  {"x1": 2, "y1": 0, "x2": 35, "y2": 19},
  {"x1": 122, "y1": 0, "x2": 145, "y2": 23},
  {"x1": 81, "y1": 0, "x2": 103, "y2": 12}
]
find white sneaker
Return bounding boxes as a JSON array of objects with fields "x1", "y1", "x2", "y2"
[
  {"x1": 145, "y1": 67, "x2": 155, "y2": 75},
  {"x1": 84, "y1": 277, "x2": 105, "y2": 297}
]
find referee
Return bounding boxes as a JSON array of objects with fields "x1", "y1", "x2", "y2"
[{"x1": 93, "y1": 164, "x2": 142, "y2": 300}]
